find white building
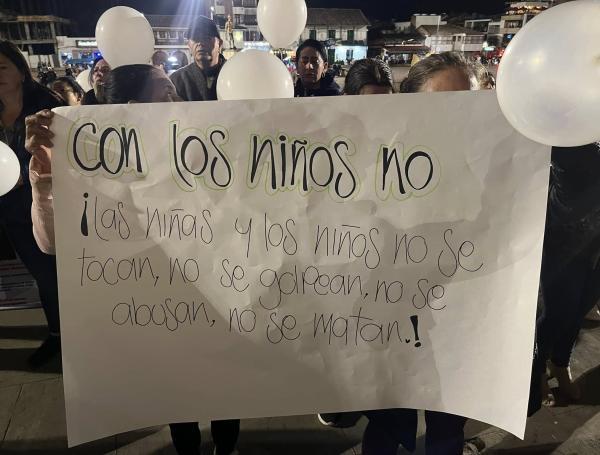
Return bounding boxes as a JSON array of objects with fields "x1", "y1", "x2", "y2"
[
  {"x1": 0, "y1": 11, "x2": 71, "y2": 67},
  {"x1": 146, "y1": 15, "x2": 192, "y2": 67},
  {"x1": 300, "y1": 8, "x2": 370, "y2": 63},
  {"x1": 500, "y1": 1, "x2": 549, "y2": 45},
  {"x1": 56, "y1": 36, "x2": 99, "y2": 65},
  {"x1": 417, "y1": 25, "x2": 485, "y2": 54},
  {"x1": 411, "y1": 14, "x2": 447, "y2": 29}
]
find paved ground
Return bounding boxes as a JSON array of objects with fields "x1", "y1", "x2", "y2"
[{"x1": 1, "y1": 306, "x2": 599, "y2": 454}]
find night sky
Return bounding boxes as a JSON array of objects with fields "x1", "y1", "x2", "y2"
[
  {"x1": 15, "y1": 0, "x2": 508, "y2": 35},
  {"x1": 109, "y1": 0, "x2": 508, "y2": 18}
]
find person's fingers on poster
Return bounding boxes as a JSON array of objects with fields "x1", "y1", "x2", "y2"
[
  {"x1": 25, "y1": 110, "x2": 54, "y2": 174},
  {"x1": 25, "y1": 110, "x2": 55, "y2": 149}
]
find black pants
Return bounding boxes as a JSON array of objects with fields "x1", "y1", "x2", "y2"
[
  {"x1": 169, "y1": 420, "x2": 240, "y2": 455},
  {"x1": 537, "y1": 248, "x2": 600, "y2": 368},
  {"x1": 362, "y1": 409, "x2": 466, "y2": 455},
  {"x1": 529, "y1": 237, "x2": 600, "y2": 414},
  {"x1": 0, "y1": 185, "x2": 60, "y2": 333}
]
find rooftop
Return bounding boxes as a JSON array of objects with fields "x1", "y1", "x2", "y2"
[
  {"x1": 418, "y1": 24, "x2": 486, "y2": 36},
  {"x1": 306, "y1": 8, "x2": 370, "y2": 27},
  {"x1": 145, "y1": 15, "x2": 193, "y2": 29}
]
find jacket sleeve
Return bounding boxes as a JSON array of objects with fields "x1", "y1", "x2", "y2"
[
  {"x1": 29, "y1": 155, "x2": 56, "y2": 255},
  {"x1": 170, "y1": 70, "x2": 188, "y2": 101}
]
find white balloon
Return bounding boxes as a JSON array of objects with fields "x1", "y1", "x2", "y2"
[
  {"x1": 497, "y1": 0, "x2": 600, "y2": 147},
  {"x1": 257, "y1": 0, "x2": 307, "y2": 49},
  {"x1": 217, "y1": 50, "x2": 294, "y2": 100},
  {"x1": 0, "y1": 142, "x2": 20, "y2": 197},
  {"x1": 75, "y1": 69, "x2": 92, "y2": 92},
  {"x1": 96, "y1": 6, "x2": 155, "y2": 68}
]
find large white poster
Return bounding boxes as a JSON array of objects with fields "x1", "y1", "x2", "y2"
[{"x1": 51, "y1": 92, "x2": 550, "y2": 446}]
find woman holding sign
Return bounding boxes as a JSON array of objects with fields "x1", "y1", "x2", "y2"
[
  {"x1": 357, "y1": 52, "x2": 478, "y2": 455},
  {"x1": 25, "y1": 64, "x2": 240, "y2": 455},
  {"x1": 0, "y1": 40, "x2": 64, "y2": 368},
  {"x1": 316, "y1": 53, "x2": 479, "y2": 454}
]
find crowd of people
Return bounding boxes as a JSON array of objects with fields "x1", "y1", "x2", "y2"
[{"x1": 1, "y1": 12, "x2": 598, "y2": 455}]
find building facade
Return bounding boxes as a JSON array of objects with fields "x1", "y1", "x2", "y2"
[
  {"x1": 210, "y1": 0, "x2": 265, "y2": 49},
  {"x1": 367, "y1": 19, "x2": 428, "y2": 63},
  {"x1": 461, "y1": 2, "x2": 550, "y2": 49},
  {"x1": 56, "y1": 36, "x2": 98, "y2": 65},
  {"x1": 417, "y1": 24, "x2": 485, "y2": 54},
  {"x1": 0, "y1": 10, "x2": 70, "y2": 66},
  {"x1": 499, "y1": 1, "x2": 549, "y2": 45},
  {"x1": 300, "y1": 8, "x2": 369, "y2": 63},
  {"x1": 146, "y1": 15, "x2": 192, "y2": 68}
]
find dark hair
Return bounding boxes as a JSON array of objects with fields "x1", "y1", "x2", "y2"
[
  {"x1": 473, "y1": 62, "x2": 496, "y2": 89},
  {"x1": 0, "y1": 40, "x2": 34, "y2": 89},
  {"x1": 103, "y1": 64, "x2": 165, "y2": 104},
  {"x1": 296, "y1": 39, "x2": 328, "y2": 63},
  {"x1": 400, "y1": 52, "x2": 475, "y2": 93},
  {"x1": 89, "y1": 56, "x2": 107, "y2": 86},
  {"x1": 344, "y1": 59, "x2": 394, "y2": 95},
  {"x1": 152, "y1": 50, "x2": 168, "y2": 67},
  {"x1": 52, "y1": 76, "x2": 85, "y2": 98}
]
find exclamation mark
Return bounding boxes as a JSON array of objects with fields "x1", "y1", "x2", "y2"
[
  {"x1": 81, "y1": 193, "x2": 89, "y2": 237},
  {"x1": 410, "y1": 315, "x2": 421, "y2": 348}
]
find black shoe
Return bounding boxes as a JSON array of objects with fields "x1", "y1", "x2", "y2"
[
  {"x1": 28, "y1": 335, "x2": 61, "y2": 369},
  {"x1": 463, "y1": 437, "x2": 486, "y2": 454}
]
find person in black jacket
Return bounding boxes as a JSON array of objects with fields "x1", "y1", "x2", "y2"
[
  {"x1": 170, "y1": 16, "x2": 226, "y2": 102},
  {"x1": 0, "y1": 40, "x2": 64, "y2": 367},
  {"x1": 530, "y1": 143, "x2": 600, "y2": 410},
  {"x1": 294, "y1": 39, "x2": 341, "y2": 97}
]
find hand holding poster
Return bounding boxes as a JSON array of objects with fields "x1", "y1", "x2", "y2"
[{"x1": 50, "y1": 92, "x2": 550, "y2": 446}]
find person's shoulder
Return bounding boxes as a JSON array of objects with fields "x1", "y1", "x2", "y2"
[
  {"x1": 170, "y1": 64, "x2": 195, "y2": 82},
  {"x1": 26, "y1": 82, "x2": 65, "y2": 111},
  {"x1": 321, "y1": 72, "x2": 341, "y2": 96},
  {"x1": 322, "y1": 83, "x2": 341, "y2": 96}
]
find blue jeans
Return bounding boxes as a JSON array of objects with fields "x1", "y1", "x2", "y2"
[{"x1": 0, "y1": 185, "x2": 60, "y2": 333}]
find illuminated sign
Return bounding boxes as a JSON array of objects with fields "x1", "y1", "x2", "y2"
[{"x1": 76, "y1": 40, "x2": 97, "y2": 47}]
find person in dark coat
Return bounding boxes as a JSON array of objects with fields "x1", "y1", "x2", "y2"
[
  {"x1": 170, "y1": 16, "x2": 226, "y2": 102},
  {"x1": 529, "y1": 142, "x2": 600, "y2": 411},
  {"x1": 294, "y1": 39, "x2": 341, "y2": 97},
  {"x1": 0, "y1": 40, "x2": 64, "y2": 367}
]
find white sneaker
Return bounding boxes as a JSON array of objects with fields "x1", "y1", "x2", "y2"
[
  {"x1": 317, "y1": 412, "x2": 362, "y2": 428},
  {"x1": 213, "y1": 449, "x2": 238, "y2": 455}
]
